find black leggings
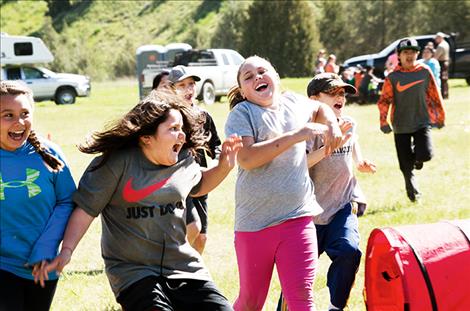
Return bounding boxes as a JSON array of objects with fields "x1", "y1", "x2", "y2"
[
  {"x1": 0, "y1": 269, "x2": 58, "y2": 311},
  {"x1": 117, "y1": 275, "x2": 233, "y2": 311},
  {"x1": 394, "y1": 127, "x2": 433, "y2": 177}
]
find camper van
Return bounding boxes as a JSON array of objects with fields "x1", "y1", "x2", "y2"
[{"x1": 0, "y1": 33, "x2": 90, "y2": 105}]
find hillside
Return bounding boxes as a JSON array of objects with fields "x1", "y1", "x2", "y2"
[
  {"x1": 0, "y1": 0, "x2": 232, "y2": 80},
  {"x1": 1, "y1": 0, "x2": 469, "y2": 80}
]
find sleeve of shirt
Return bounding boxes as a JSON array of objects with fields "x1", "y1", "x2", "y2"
[
  {"x1": 27, "y1": 146, "x2": 76, "y2": 264},
  {"x1": 225, "y1": 103, "x2": 255, "y2": 139},
  {"x1": 425, "y1": 68, "x2": 446, "y2": 126},
  {"x1": 204, "y1": 112, "x2": 222, "y2": 160},
  {"x1": 377, "y1": 77, "x2": 394, "y2": 127},
  {"x1": 73, "y1": 156, "x2": 120, "y2": 218}
]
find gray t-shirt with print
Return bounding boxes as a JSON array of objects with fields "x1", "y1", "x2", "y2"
[
  {"x1": 73, "y1": 148, "x2": 210, "y2": 297},
  {"x1": 225, "y1": 92, "x2": 323, "y2": 232},
  {"x1": 308, "y1": 116, "x2": 362, "y2": 225}
]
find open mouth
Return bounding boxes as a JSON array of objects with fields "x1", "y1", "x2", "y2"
[
  {"x1": 172, "y1": 143, "x2": 182, "y2": 153},
  {"x1": 8, "y1": 130, "x2": 26, "y2": 141},
  {"x1": 255, "y1": 83, "x2": 268, "y2": 92},
  {"x1": 334, "y1": 104, "x2": 343, "y2": 110}
]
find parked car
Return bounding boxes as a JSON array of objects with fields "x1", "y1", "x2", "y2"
[
  {"x1": 1, "y1": 33, "x2": 91, "y2": 104},
  {"x1": 343, "y1": 33, "x2": 470, "y2": 84},
  {"x1": 1, "y1": 65, "x2": 91, "y2": 105}
]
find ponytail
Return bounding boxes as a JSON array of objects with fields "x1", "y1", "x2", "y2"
[
  {"x1": 227, "y1": 85, "x2": 245, "y2": 110},
  {"x1": 28, "y1": 131, "x2": 64, "y2": 171}
]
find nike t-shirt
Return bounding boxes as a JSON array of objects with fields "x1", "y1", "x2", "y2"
[{"x1": 73, "y1": 148, "x2": 210, "y2": 297}]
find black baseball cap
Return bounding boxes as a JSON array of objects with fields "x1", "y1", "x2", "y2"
[
  {"x1": 397, "y1": 38, "x2": 420, "y2": 52},
  {"x1": 168, "y1": 65, "x2": 201, "y2": 83},
  {"x1": 307, "y1": 73, "x2": 357, "y2": 97}
]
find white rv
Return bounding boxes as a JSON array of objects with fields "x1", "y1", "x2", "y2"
[
  {"x1": 1, "y1": 33, "x2": 90, "y2": 105},
  {"x1": 0, "y1": 33, "x2": 54, "y2": 64}
]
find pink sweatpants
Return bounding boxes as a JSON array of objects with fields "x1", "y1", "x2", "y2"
[{"x1": 233, "y1": 216, "x2": 318, "y2": 311}]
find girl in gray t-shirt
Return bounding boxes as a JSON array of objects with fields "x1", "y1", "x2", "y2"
[
  {"x1": 225, "y1": 56, "x2": 343, "y2": 311},
  {"x1": 41, "y1": 91, "x2": 242, "y2": 311}
]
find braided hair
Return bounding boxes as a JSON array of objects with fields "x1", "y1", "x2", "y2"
[{"x1": 0, "y1": 80, "x2": 64, "y2": 171}]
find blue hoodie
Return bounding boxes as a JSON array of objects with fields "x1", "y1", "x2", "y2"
[{"x1": 0, "y1": 139, "x2": 75, "y2": 280}]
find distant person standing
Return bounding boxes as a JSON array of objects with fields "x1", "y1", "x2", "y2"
[
  {"x1": 434, "y1": 32, "x2": 450, "y2": 99},
  {"x1": 325, "y1": 54, "x2": 339, "y2": 74},
  {"x1": 419, "y1": 46, "x2": 441, "y2": 89},
  {"x1": 377, "y1": 38, "x2": 445, "y2": 202}
]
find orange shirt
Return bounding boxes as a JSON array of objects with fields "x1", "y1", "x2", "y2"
[{"x1": 377, "y1": 63, "x2": 445, "y2": 129}]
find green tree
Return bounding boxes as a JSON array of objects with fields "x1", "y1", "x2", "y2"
[
  {"x1": 241, "y1": 0, "x2": 319, "y2": 77},
  {"x1": 211, "y1": 0, "x2": 250, "y2": 51},
  {"x1": 422, "y1": 0, "x2": 470, "y2": 42},
  {"x1": 45, "y1": 0, "x2": 71, "y2": 19},
  {"x1": 317, "y1": 1, "x2": 351, "y2": 61}
]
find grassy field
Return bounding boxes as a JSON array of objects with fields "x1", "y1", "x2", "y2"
[{"x1": 31, "y1": 78, "x2": 470, "y2": 311}]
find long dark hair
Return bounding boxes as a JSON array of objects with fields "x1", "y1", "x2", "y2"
[
  {"x1": 79, "y1": 90, "x2": 207, "y2": 170},
  {"x1": 0, "y1": 80, "x2": 64, "y2": 171}
]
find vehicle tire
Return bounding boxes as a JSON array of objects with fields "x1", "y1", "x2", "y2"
[
  {"x1": 466, "y1": 76, "x2": 470, "y2": 86},
  {"x1": 202, "y1": 82, "x2": 215, "y2": 105},
  {"x1": 55, "y1": 88, "x2": 76, "y2": 105}
]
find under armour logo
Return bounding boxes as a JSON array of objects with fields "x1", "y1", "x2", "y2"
[{"x1": 0, "y1": 168, "x2": 41, "y2": 200}]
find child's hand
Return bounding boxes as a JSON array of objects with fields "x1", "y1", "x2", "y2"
[
  {"x1": 357, "y1": 159, "x2": 377, "y2": 173},
  {"x1": 323, "y1": 122, "x2": 343, "y2": 156},
  {"x1": 39, "y1": 247, "x2": 73, "y2": 286},
  {"x1": 338, "y1": 119, "x2": 353, "y2": 149},
  {"x1": 32, "y1": 260, "x2": 49, "y2": 288},
  {"x1": 219, "y1": 135, "x2": 243, "y2": 169}
]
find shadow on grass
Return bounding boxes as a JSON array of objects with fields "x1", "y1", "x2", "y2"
[{"x1": 64, "y1": 269, "x2": 104, "y2": 276}]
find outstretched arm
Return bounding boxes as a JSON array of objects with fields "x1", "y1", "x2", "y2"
[
  {"x1": 191, "y1": 135, "x2": 243, "y2": 196},
  {"x1": 353, "y1": 141, "x2": 376, "y2": 173},
  {"x1": 34, "y1": 208, "x2": 95, "y2": 287}
]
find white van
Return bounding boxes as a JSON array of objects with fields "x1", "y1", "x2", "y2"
[{"x1": 0, "y1": 33, "x2": 90, "y2": 105}]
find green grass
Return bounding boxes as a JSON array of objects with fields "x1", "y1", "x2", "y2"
[{"x1": 32, "y1": 79, "x2": 470, "y2": 310}]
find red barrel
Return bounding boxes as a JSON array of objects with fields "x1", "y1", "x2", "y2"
[{"x1": 364, "y1": 220, "x2": 470, "y2": 311}]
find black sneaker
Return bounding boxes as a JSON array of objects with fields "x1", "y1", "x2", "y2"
[
  {"x1": 414, "y1": 161, "x2": 423, "y2": 170},
  {"x1": 405, "y1": 175, "x2": 421, "y2": 202},
  {"x1": 357, "y1": 203, "x2": 367, "y2": 217}
]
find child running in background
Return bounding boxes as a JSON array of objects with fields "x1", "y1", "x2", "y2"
[
  {"x1": 225, "y1": 56, "x2": 344, "y2": 311},
  {"x1": 0, "y1": 81, "x2": 76, "y2": 311},
  {"x1": 41, "y1": 91, "x2": 242, "y2": 311},
  {"x1": 168, "y1": 65, "x2": 222, "y2": 254},
  {"x1": 378, "y1": 38, "x2": 445, "y2": 202}
]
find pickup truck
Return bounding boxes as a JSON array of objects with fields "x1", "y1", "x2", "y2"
[
  {"x1": 342, "y1": 34, "x2": 470, "y2": 84},
  {"x1": 138, "y1": 46, "x2": 244, "y2": 105},
  {"x1": 1, "y1": 65, "x2": 91, "y2": 105},
  {"x1": 1, "y1": 33, "x2": 91, "y2": 105}
]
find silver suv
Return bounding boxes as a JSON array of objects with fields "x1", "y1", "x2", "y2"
[{"x1": 1, "y1": 65, "x2": 90, "y2": 104}]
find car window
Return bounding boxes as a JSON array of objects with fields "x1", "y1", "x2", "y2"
[
  {"x1": 6, "y1": 68, "x2": 22, "y2": 80},
  {"x1": 23, "y1": 67, "x2": 45, "y2": 79},
  {"x1": 230, "y1": 51, "x2": 244, "y2": 65},
  {"x1": 221, "y1": 53, "x2": 229, "y2": 65}
]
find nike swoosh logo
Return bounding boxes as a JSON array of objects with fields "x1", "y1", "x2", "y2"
[
  {"x1": 122, "y1": 177, "x2": 170, "y2": 202},
  {"x1": 396, "y1": 79, "x2": 424, "y2": 92}
]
